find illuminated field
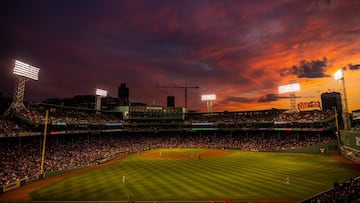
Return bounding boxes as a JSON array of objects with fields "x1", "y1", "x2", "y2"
[{"x1": 30, "y1": 149, "x2": 358, "y2": 201}]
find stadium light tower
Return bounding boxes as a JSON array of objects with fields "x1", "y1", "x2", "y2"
[
  {"x1": 278, "y1": 83, "x2": 300, "y2": 112},
  {"x1": 8, "y1": 60, "x2": 40, "y2": 113},
  {"x1": 95, "y1": 88, "x2": 107, "y2": 112},
  {"x1": 201, "y1": 94, "x2": 216, "y2": 113},
  {"x1": 334, "y1": 69, "x2": 351, "y2": 130}
]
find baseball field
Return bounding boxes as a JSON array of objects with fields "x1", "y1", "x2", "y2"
[{"x1": 2, "y1": 148, "x2": 360, "y2": 203}]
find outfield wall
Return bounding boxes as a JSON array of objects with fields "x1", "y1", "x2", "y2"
[
  {"x1": 340, "y1": 130, "x2": 360, "y2": 163},
  {"x1": 276, "y1": 142, "x2": 338, "y2": 154},
  {"x1": 340, "y1": 130, "x2": 360, "y2": 150}
]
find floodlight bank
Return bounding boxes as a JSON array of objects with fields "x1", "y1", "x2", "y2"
[
  {"x1": 13, "y1": 60, "x2": 40, "y2": 81},
  {"x1": 201, "y1": 94, "x2": 216, "y2": 101},
  {"x1": 334, "y1": 69, "x2": 344, "y2": 81},
  {"x1": 278, "y1": 83, "x2": 300, "y2": 94},
  {"x1": 96, "y1": 88, "x2": 108, "y2": 97}
]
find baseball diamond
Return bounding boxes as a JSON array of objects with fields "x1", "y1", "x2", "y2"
[{"x1": 1, "y1": 147, "x2": 359, "y2": 203}]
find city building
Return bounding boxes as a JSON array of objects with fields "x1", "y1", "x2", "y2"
[
  {"x1": 44, "y1": 95, "x2": 120, "y2": 111},
  {"x1": 167, "y1": 96, "x2": 175, "y2": 107},
  {"x1": 118, "y1": 83, "x2": 129, "y2": 106},
  {"x1": 321, "y1": 92, "x2": 342, "y2": 114},
  {"x1": 64, "y1": 95, "x2": 95, "y2": 109}
]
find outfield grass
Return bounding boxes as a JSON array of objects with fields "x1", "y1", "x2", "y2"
[
  {"x1": 156, "y1": 148, "x2": 207, "y2": 155},
  {"x1": 30, "y1": 149, "x2": 359, "y2": 201}
]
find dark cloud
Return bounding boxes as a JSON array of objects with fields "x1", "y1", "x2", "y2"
[
  {"x1": 279, "y1": 57, "x2": 330, "y2": 78},
  {"x1": 222, "y1": 96, "x2": 254, "y2": 104},
  {"x1": 251, "y1": 68, "x2": 266, "y2": 78},
  {"x1": 258, "y1": 93, "x2": 292, "y2": 103},
  {"x1": 348, "y1": 63, "x2": 360, "y2": 71},
  {"x1": 258, "y1": 94, "x2": 281, "y2": 103},
  {"x1": 307, "y1": 0, "x2": 340, "y2": 11},
  {"x1": 1, "y1": 1, "x2": 360, "y2": 111}
]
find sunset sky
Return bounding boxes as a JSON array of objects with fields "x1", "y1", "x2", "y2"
[{"x1": 1, "y1": 0, "x2": 360, "y2": 112}]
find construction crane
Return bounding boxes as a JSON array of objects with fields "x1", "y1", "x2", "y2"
[{"x1": 157, "y1": 83, "x2": 199, "y2": 109}]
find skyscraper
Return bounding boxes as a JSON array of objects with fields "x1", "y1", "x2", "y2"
[
  {"x1": 321, "y1": 92, "x2": 342, "y2": 114},
  {"x1": 167, "y1": 96, "x2": 175, "y2": 107},
  {"x1": 118, "y1": 83, "x2": 129, "y2": 106}
]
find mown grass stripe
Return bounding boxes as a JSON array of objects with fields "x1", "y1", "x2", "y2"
[
  {"x1": 180, "y1": 157, "x2": 278, "y2": 198},
  {"x1": 30, "y1": 149, "x2": 358, "y2": 201},
  {"x1": 128, "y1": 158, "x2": 191, "y2": 199},
  {"x1": 170, "y1": 161, "x2": 228, "y2": 197},
  {"x1": 152, "y1": 163, "x2": 207, "y2": 198}
]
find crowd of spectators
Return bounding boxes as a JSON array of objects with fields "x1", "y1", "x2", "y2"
[
  {"x1": 0, "y1": 131, "x2": 336, "y2": 187},
  {"x1": 274, "y1": 110, "x2": 334, "y2": 123},
  {"x1": 309, "y1": 177, "x2": 360, "y2": 203},
  {"x1": 177, "y1": 132, "x2": 335, "y2": 151},
  {"x1": 18, "y1": 108, "x2": 43, "y2": 123},
  {"x1": 186, "y1": 110, "x2": 335, "y2": 125},
  {"x1": 9, "y1": 105, "x2": 337, "y2": 133},
  {"x1": 0, "y1": 119, "x2": 23, "y2": 135},
  {"x1": 186, "y1": 109, "x2": 283, "y2": 124},
  {"x1": 0, "y1": 133, "x2": 180, "y2": 186},
  {"x1": 47, "y1": 110, "x2": 120, "y2": 125},
  {"x1": 18, "y1": 107, "x2": 120, "y2": 126}
]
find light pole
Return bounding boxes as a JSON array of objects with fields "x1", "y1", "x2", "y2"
[
  {"x1": 278, "y1": 83, "x2": 300, "y2": 112},
  {"x1": 201, "y1": 94, "x2": 216, "y2": 113},
  {"x1": 6, "y1": 60, "x2": 40, "y2": 114},
  {"x1": 95, "y1": 88, "x2": 108, "y2": 113},
  {"x1": 334, "y1": 69, "x2": 351, "y2": 130}
]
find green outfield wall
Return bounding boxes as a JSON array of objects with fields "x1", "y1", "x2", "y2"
[
  {"x1": 340, "y1": 130, "x2": 360, "y2": 151},
  {"x1": 277, "y1": 142, "x2": 338, "y2": 154}
]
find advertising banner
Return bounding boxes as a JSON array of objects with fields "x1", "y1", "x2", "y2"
[{"x1": 298, "y1": 101, "x2": 321, "y2": 111}]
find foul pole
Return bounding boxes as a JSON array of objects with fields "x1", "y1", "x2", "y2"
[{"x1": 40, "y1": 110, "x2": 49, "y2": 176}]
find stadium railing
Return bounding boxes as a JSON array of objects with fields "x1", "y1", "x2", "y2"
[{"x1": 300, "y1": 176, "x2": 360, "y2": 203}]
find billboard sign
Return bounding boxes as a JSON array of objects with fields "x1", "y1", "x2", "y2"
[
  {"x1": 297, "y1": 101, "x2": 321, "y2": 111},
  {"x1": 278, "y1": 83, "x2": 300, "y2": 94},
  {"x1": 13, "y1": 60, "x2": 40, "y2": 80}
]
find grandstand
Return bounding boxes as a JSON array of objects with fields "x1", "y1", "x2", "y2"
[{"x1": 1, "y1": 101, "x2": 359, "y2": 202}]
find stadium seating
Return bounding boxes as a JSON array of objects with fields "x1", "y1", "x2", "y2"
[{"x1": 0, "y1": 105, "x2": 350, "y2": 201}]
